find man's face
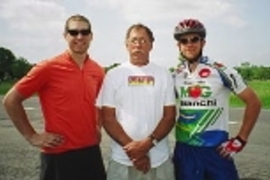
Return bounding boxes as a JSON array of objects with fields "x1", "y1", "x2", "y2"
[
  {"x1": 126, "y1": 28, "x2": 153, "y2": 66},
  {"x1": 64, "y1": 20, "x2": 92, "y2": 55},
  {"x1": 177, "y1": 33, "x2": 205, "y2": 61}
]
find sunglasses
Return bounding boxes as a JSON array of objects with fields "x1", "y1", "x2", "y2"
[
  {"x1": 179, "y1": 36, "x2": 201, "y2": 45},
  {"x1": 67, "y1": 29, "x2": 91, "y2": 36}
]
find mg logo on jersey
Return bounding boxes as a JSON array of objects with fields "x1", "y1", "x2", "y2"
[
  {"x1": 179, "y1": 85, "x2": 217, "y2": 107},
  {"x1": 180, "y1": 85, "x2": 212, "y2": 98}
]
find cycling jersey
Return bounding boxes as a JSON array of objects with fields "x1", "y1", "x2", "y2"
[{"x1": 173, "y1": 56, "x2": 246, "y2": 147}]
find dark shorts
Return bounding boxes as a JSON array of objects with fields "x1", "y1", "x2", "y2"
[
  {"x1": 40, "y1": 145, "x2": 106, "y2": 180},
  {"x1": 173, "y1": 142, "x2": 239, "y2": 180}
]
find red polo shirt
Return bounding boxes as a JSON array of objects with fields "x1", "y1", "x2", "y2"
[{"x1": 16, "y1": 51, "x2": 104, "y2": 153}]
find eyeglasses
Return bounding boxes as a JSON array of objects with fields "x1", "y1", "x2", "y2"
[
  {"x1": 128, "y1": 38, "x2": 148, "y2": 45},
  {"x1": 179, "y1": 36, "x2": 201, "y2": 45},
  {"x1": 67, "y1": 29, "x2": 91, "y2": 36}
]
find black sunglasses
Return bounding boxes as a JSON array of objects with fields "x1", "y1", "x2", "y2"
[
  {"x1": 67, "y1": 29, "x2": 91, "y2": 36},
  {"x1": 179, "y1": 36, "x2": 201, "y2": 45}
]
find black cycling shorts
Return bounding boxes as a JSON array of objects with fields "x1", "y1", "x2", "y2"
[{"x1": 40, "y1": 145, "x2": 106, "y2": 180}]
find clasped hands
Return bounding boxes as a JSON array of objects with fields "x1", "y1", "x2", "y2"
[{"x1": 123, "y1": 138, "x2": 153, "y2": 174}]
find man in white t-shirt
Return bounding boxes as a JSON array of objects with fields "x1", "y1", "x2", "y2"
[{"x1": 97, "y1": 23, "x2": 176, "y2": 180}]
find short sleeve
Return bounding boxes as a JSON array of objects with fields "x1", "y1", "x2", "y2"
[
  {"x1": 15, "y1": 60, "x2": 50, "y2": 98},
  {"x1": 164, "y1": 70, "x2": 176, "y2": 106},
  {"x1": 222, "y1": 67, "x2": 247, "y2": 94}
]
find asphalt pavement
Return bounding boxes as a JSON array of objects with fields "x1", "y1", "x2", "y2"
[{"x1": 0, "y1": 96, "x2": 269, "y2": 180}]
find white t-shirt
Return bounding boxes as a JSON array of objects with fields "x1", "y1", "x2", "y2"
[
  {"x1": 173, "y1": 57, "x2": 246, "y2": 147},
  {"x1": 97, "y1": 61, "x2": 175, "y2": 167}
]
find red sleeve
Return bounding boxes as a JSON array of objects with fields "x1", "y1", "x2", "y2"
[{"x1": 15, "y1": 60, "x2": 50, "y2": 98}]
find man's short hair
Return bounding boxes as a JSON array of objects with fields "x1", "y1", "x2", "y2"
[
  {"x1": 125, "y1": 23, "x2": 155, "y2": 42},
  {"x1": 64, "y1": 14, "x2": 92, "y2": 33}
]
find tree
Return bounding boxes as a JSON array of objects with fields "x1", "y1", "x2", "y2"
[
  {"x1": 11, "y1": 57, "x2": 33, "y2": 79},
  {"x1": 105, "y1": 63, "x2": 120, "y2": 73},
  {"x1": 235, "y1": 66, "x2": 252, "y2": 81},
  {"x1": 0, "y1": 47, "x2": 16, "y2": 81},
  {"x1": 261, "y1": 66, "x2": 270, "y2": 80},
  {"x1": 235, "y1": 62, "x2": 270, "y2": 80}
]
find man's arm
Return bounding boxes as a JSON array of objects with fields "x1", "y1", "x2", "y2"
[
  {"x1": 124, "y1": 105, "x2": 176, "y2": 161},
  {"x1": 96, "y1": 108, "x2": 103, "y2": 143},
  {"x1": 218, "y1": 87, "x2": 261, "y2": 158},
  {"x1": 101, "y1": 106, "x2": 133, "y2": 146},
  {"x1": 102, "y1": 106, "x2": 152, "y2": 173},
  {"x1": 236, "y1": 87, "x2": 261, "y2": 141},
  {"x1": 102, "y1": 105, "x2": 175, "y2": 173},
  {"x1": 2, "y1": 88, "x2": 64, "y2": 148},
  {"x1": 3, "y1": 87, "x2": 36, "y2": 140},
  {"x1": 148, "y1": 105, "x2": 176, "y2": 142}
]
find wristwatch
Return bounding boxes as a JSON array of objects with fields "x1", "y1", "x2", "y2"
[{"x1": 149, "y1": 134, "x2": 158, "y2": 146}]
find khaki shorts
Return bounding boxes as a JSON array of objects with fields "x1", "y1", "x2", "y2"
[{"x1": 107, "y1": 157, "x2": 174, "y2": 180}]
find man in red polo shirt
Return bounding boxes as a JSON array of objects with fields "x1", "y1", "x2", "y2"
[{"x1": 2, "y1": 14, "x2": 106, "y2": 180}]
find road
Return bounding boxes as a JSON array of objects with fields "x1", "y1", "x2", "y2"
[{"x1": 0, "y1": 96, "x2": 269, "y2": 180}]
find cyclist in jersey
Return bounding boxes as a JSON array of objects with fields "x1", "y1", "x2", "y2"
[{"x1": 172, "y1": 18, "x2": 261, "y2": 180}]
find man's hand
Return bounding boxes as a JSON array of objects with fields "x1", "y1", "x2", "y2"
[
  {"x1": 123, "y1": 138, "x2": 152, "y2": 162},
  {"x1": 133, "y1": 155, "x2": 151, "y2": 174},
  {"x1": 123, "y1": 138, "x2": 153, "y2": 173},
  {"x1": 218, "y1": 136, "x2": 246, "y2": 158},
  {"x1": 27, "y1": 132, "x2": 64, "y2": 148}
]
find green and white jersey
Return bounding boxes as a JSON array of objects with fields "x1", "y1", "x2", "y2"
[{"x1": 173, "y1": 56, "x2": 246, "y2": 147}]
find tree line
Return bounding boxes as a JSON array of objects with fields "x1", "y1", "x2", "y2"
[
  {"x1": 0, "y1": 46, "x2": 269, "y2": 83},
  {"x1": 0, "y1": 47, "x2": 33, "y2": 82},
  {"x1": 234, "y1": 62, "x2": 270, "y2": 81}
]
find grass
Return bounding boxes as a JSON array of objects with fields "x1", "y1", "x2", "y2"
[
  {"x1": 1, "y1": 80, "x2": 270, "y2": 109},
  {"x1": 230, "y1": 80, "x2": 270, "y2": 109},
  {"x1": 0, "y1": 80, "x2": 15, "y2": 95}
]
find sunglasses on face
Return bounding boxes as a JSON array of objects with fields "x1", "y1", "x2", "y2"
[
  {"x1": 67, "y1": 29, "x2": 91, "y2": 36},
  {"x1": 179, "y1": 36, "x2": 201, "y2": 45}
]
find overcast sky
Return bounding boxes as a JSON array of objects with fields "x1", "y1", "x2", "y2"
[{"x1": 0, "y1": 0, "x2": 269, "y2": 68}]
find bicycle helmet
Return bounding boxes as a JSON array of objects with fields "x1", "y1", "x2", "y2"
[{"x1": 174, "y1": 19, "x2": 206, "y2": 40}]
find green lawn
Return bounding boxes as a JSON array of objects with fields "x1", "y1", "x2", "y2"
[
  {"x1": 1, "y1": 80, "x2": 270, "y2": 109},
  {"x1": 0, "y1": 80, "x2": 15, "y2": 95},
  {"x1": 230, "y1": 80, "x2": 270, "y2": 109}
]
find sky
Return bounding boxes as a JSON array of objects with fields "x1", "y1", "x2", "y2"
[{"x1": 0, "y1": 0, "x2": 270, "y2": 68}]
